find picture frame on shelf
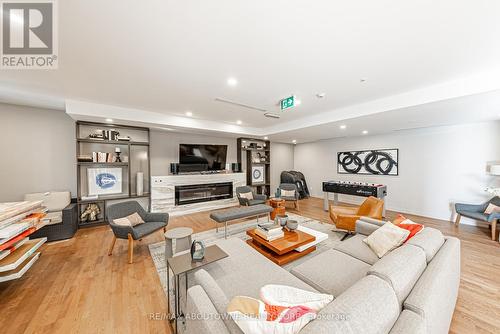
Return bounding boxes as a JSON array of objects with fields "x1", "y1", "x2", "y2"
[
  {"x1": 87, "y1": 167, "x2": 123, "y2": 195},
  {"x1": 251, "y1": 165, "x2": 265, "y2": 184}
]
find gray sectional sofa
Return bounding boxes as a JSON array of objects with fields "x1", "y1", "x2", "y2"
[{"x1": 184, "y1": 217, "x2": 461, "y2": 334}]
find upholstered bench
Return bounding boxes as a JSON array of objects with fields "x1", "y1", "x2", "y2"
[{"x1": 210, "y1": 204, "x2": 273, "y2": 239}]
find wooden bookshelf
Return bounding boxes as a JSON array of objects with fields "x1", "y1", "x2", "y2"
[
  {"x1": 76, "y1": 121, "x2": 151, "y2": 227},
  {"x1": 237, "y1": 137, "x2": 271, "y2": 196}
]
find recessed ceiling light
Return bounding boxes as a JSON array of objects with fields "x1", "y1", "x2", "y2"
[
  {"x1": 360, "y1": 78, "x2": 367, "y2": 83},
  {"x1": 236, "y1": 120, "x2": 242, "y2": 125},
  {"x1": 227, "y1": 77, "x2": 238, "y2": 86},
  {"x1": 292, "y1": 139, "x2": 297, "y2": 144},
  {"x1": 105, "y1": 118, "x2": 113, "y2": 123},
  {"x1": 264, "y1": 136, "x2": 269, "y2": 140},
  {"x1": 316, "y1": 93, "x2": 326, "y2": 98},
  {"x1": 340, "y1": 125, "x2": 347, "y2": 130},
  {"x1": 362, "y1": 130, "x2": 368, "y2": 135},
  {"x1": 185, "y1": 111, "x2": 193, "y2": 117}
]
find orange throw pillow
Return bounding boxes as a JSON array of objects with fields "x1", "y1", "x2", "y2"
[
  {"x1": 398, "y1": 223, "x2": 424, "y2": 242},
  {"x1": 393, "y1": 214, "x2": 424, "y2": 242},
  {"x1": 392, "y1": 214, "x2": 407, "y2": 225}
]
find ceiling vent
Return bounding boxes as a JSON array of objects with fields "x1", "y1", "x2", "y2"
[
  {"x1": 264, "y1": 112, "x2": 280, "y2": 119},
  {"x1": 214, "y1": 98, "x2": 267, "y2": 112}
]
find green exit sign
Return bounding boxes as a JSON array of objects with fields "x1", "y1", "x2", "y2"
[{"x1": 280, "y1": 96, "x2": 295, "y2": 110}]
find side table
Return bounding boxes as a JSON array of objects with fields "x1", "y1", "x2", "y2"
[
  {"x1": 164, "y1": 227, "x2": 193, "y2": 259},
  {"x1": 166, "y1": 244, "x2": 228, "y2": 334},
  {"x1": 269, "y1": 198, "x2": 286, "y2": 220}
]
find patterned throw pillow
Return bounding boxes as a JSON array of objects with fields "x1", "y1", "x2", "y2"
[
  {"x1": 239, "y1": 192, "x2": 254, "y2": 200},
  {"x1": 281, "y1": 189, "x2": 296, "y2": 198}
]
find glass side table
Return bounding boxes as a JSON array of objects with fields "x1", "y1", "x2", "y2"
[{"x1": 166, "y1": 244, "x2": 228, "y2": 334}]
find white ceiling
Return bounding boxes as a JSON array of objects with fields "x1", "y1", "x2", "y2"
[{"x1": 1, "y1": 0, "x2": 500, "y2": 142}]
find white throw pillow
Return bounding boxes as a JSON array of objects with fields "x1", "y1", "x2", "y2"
[
  {"x1": 484, "y1": 203, "x2": 500, "y2": 214},
  {"x1": 239, "y1": 192, "x2": 254, "y2": 200},
  {"x1": 363, "y1": 222, "x2": 410, "y2": 258},
  {"x1": 113, "y1": 217, "x2": 132, "y2": 226},
  {"x1": 281, "y1": 189, "x2": 296, "y2": 198},
  {"x1": 113, "y1": 212, "x2": 145, "y2": 227},
  {"x1": 126, "y1": 212, "x2": 145, "y2": 226}
]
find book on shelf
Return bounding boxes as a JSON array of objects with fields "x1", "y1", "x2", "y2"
[
  {"x1": 77, "y1": 155, "x2": 93, "y2": 162},
  {"x1": 81, "y1": 195, "x2": 98, "y2": 201},
  {"x1": 90, "y1": 151, "x2": 117, "y2": 163}
]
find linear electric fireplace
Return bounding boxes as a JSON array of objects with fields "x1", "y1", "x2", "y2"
[{"x1": 175, "y1": 182, "x2": 233, "y2": 206}]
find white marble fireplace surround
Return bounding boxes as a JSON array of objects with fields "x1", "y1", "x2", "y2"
[{"x1": 151, "y1": 173, "x2": 246, "y2": 216}]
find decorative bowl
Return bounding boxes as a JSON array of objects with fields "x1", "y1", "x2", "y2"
[
  {"x1": 275, "y1": 214, "x2": 288, "y2": 227},
  {"x1": 286, "y1": 219, "x2": 299, "y2": 231}
]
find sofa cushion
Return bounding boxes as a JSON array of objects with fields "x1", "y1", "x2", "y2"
[
  {"x1": 44, "y1": 211, "x2": 63, "y2": 225},
  {"x1": 333, "y1": 234, "x2": 380, "y2": 265},
  {"x1": 368, "y1": 244, "x2": 427, "y2": 305},
  {"x1": 406, "y1": 227, "x2": 444, "y2": 263},
  {"x1": 24, "y1": 191, "x2": 70, "y2": 212},
  {"x1": 210, "y1": 205, "x2": 273, "y2": 223},
  {"x1": 389, "y1": 310, "x2": 426, "y2": 334},
  {"x1": 301, "y1": 275, "x2": 400, "y2": 334},
  {"x1": 191, "y1": 238, "x2": 317, "y2": 301},
  {"x1": 291, "y1": 249, "x2": 370, "y2": 296},
  {"x1": 185, "y1": 285, "x2": 231, "y2": 334},
  {"x1": 363, "y1": 222, "x2": 410, "y2": 258},
  {"x1": 404, "y1": 237, "x2": 461, "y2": 334},
  {"x1": 193, "y1": 269, "x2": 241, "y2": 334},
  {"x1": 238, "y1": 192, "x2": 254, "y2": 200}
]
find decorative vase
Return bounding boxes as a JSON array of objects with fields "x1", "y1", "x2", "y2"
[{"x1": 136, "y1": 172, "x2": 144, "y2": 196}]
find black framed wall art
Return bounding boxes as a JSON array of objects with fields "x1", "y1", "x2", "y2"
[{"x1": 337, "y1": 149, "x2": 399, "y2": 175}]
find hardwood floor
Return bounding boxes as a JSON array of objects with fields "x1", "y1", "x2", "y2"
[{"x1": 1, "y1": 197, "x2": 499, "y2": 333}]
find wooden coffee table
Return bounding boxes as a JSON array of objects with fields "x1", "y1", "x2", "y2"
[{"x1": 246, "y1": 228, "x2": 316, "y2": 265}]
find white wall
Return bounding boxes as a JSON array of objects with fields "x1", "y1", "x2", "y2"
[
  {"x1": 0, "y1": 103, "x2": 77, "y2": 201},
  {"x1": 294, "y1": 122, "x2": 500, "y2": 225},
  {"x1": 270, "y1": 142, "x2": 295, "y2": 193}
]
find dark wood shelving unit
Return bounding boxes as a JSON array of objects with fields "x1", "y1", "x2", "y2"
[
  {"x1": 76, "y1": 121, "x2": 151, "y2": 228},
  {"x1": 237, "y1": 137, "x2": 271, "y2": 196}
]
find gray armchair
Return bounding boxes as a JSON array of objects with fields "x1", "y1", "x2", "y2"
[
  {"x1": 279, "y1": 183, "x2": 300, "y2": 210},
  {"x1": 106, "y1": 201, "x2": 169, "y2": 263},
  {"x1": 455, "y1": 196, "x2": 500, "y2": 240},
  {"x1": 235, "y1": 186, "x2": 267, "y2": 206}
]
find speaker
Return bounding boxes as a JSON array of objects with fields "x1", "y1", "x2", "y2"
[
  {"x1": 231, "y1": 163, "x2": 241, "y2": 173},
  {"x1": 170, "y1": 163, "x2": 179, "y2": 175}
]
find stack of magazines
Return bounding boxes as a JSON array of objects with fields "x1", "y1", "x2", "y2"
[{"x1": 255, "y1": 223, "x2": 284, "y2": 241}]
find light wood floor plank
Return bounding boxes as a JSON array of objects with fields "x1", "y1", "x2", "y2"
[{"x1": 1, "y1": 197, "x2": 499, "y2": 333}]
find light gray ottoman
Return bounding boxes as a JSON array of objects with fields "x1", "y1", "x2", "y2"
[{"x1": 210, "y1": 204, "x2": 273, "y2": 239}]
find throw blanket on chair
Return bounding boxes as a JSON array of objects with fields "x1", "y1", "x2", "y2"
[{"x1": 227, "y1": 285, "x2": 333, "y2": 334}]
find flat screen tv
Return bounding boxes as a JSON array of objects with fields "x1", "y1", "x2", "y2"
[{"x1": 179, "y1": 144, "x2": 228, "y2": 172}]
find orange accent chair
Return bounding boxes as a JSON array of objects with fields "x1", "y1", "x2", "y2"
[{"x1": 329, "y1": 196, "x2": 384, "y2": 235}]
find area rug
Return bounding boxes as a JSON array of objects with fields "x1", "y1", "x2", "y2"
[{"x1": 148, "y1": 213, "x2": 343, "y2": 316}]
